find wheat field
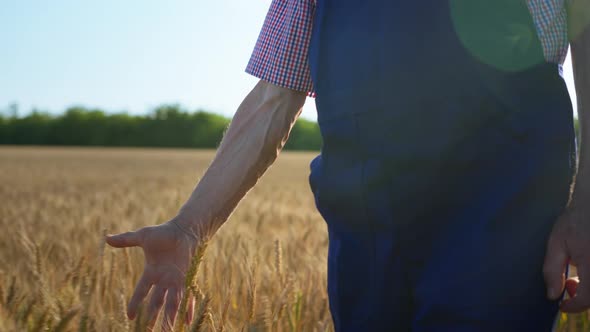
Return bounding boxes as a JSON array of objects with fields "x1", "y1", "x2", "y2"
[{"x1": 0, "y1": 146, "x2": 588, "y2": 332}]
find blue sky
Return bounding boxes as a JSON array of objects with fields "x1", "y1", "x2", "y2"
[{"x1": 0, "y1": 1, "x2": 578, "y2": 121}]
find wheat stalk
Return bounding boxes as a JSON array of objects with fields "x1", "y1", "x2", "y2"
[{"x1": 189, "y1": 293, "x2": 211, "y2": 332}]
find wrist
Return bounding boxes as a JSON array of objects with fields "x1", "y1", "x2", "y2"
[
  {"x1": 570, "y1": 180, "x2": 590, "y2": 209},
  {"x1": 173, "y1": 209, "x2": 214, "y2": 239},
  {"x1": 570, "y1": 192, "x2": 590, "y2": 209},
  {"x1": 170, "y1": 218, "x2": 198, "y2": 239}
]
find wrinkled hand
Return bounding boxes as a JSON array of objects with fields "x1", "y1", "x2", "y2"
[
  {"x1": 106, "y1": 220, "x2": 198, "y2": 331},
  {"x1": 544, "y1": 204, "x2": 590, "y2": 312}
]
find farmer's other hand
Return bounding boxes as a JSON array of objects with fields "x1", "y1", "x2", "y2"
[
  {"x1": 544, "y1": 202, "x2": 590, "y2": 312},
  {"x1": 106, "y1": 220, "x2": 199, "y2": 331}
]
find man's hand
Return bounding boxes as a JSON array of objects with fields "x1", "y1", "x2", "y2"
[
  {"x1": 544, "y1": 203, "x2": 590, "y2": 312},
  {"x1": 106, "y1": 220, "x2": 199, "y2": 331},
  {"x1": 544, "y1": 0, "x2": 590, "y2": 314},
  {"x1": 104, "y1": 81, "x2": 304, "y2": 330}
]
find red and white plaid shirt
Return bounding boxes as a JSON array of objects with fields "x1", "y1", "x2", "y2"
[{"x1": 246, "y1": 0, "x2": 570, "y2": 97}]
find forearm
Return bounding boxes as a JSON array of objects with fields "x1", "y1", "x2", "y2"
[
  {"x1": 175, "y1": 81, "x2": 306, "y2": 235},
  {"x1": 569, "y1": 0, "x2": 590, "y2": 201}
]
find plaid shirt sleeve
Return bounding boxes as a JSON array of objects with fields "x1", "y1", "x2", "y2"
[
  {"x1": 246, "y1": 0, "x2": 316, "y2": 97},
  {"x1": 526, "y1": 0, "x2": 570, "y2": 64}
]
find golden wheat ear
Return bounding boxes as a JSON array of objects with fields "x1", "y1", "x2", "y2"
[{"x1": 174, "y1": 241, "x2": 209, "y2": 332}]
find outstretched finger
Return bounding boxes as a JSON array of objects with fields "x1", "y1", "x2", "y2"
[
  {"x1": 106, "y1": 230, "x2": 142, "y2": 248},
  {"x1": 147, "y1": 286, "x2": 167, "y2": 331},
  {"x1": 128, "y1": 273, "x2": 153, "y2": 320},
  {"x1": 561, "y1": 262, "x2": 590, "y2": 313},
  {"x1": 162, "y1": 287, "x2": 181, "y2": 331}
]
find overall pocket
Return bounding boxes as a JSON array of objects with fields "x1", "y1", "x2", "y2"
[{"x1": 310, "y1": 116, "x2": 371, "y2": 231}]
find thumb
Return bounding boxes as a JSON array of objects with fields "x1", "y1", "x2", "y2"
[
  {"x1": 106, "y1": 230, "x2": 142, "y2": 248},
  {"x1": 543, "y1": 229, "x2": 569, "y2": 300}
]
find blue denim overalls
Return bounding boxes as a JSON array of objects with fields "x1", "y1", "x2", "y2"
[{"x1": 307, "y1": 1, "x2": 576, "y2": 331}]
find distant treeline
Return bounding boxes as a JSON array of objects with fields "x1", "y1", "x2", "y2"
[{"x1": 0, "y1": 105, "x2": 322, "y2": 151}]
